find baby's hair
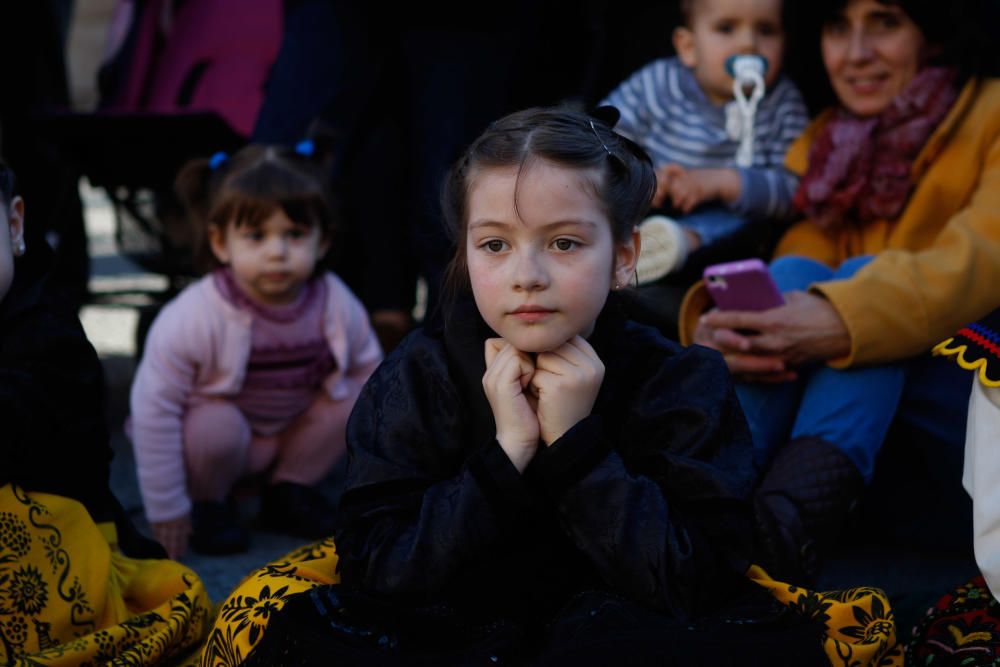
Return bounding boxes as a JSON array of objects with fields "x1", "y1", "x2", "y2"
[
  {"x1": 175, "y1": 137, "x2": 338, "y2": 273},
  {"x1": 678, "y1": 0, "x2": 790, "y2": 35},
  {"x1": 678, "y1": 0, "x2": 696, "y2": 25},
  {"x1": 440, "y1": 105, "x2": 655, "y2": 299},
  {"x1": 0, "y1": 160, "x2": 17, "y2": 208}
]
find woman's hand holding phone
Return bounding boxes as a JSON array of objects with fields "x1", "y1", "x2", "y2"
[
  {"x1": 697, "y1": 259, "x2": 847, "y2": 381},
  {"x1": 696, "y1": 287, "x2": 852, "y2": 381}
]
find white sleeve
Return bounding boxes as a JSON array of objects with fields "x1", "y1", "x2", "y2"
[{"x1": 966, "y1": 381, "x2": 1000, "y2": 600}]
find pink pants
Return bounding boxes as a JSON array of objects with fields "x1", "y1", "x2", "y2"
[{"x1": 182, "y1": 392, "x2": 347, "y2": 502}]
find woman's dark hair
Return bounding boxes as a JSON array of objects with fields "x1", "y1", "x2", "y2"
[
  {"x1": 0, "y1": 160, "x2": 17, "y2": 208},
  {"x1": 439, "y1": 105, "x2": 656, "y2": 298},
  {"x1": 175, "y1": 138, "x2": 338, "y2": 273},
  {"x1": 786, "y1": 0, "x2": 997, "y2": 111}
]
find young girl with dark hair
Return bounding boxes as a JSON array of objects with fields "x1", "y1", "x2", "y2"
[{"x1": 129, "y1": 141, "x2": 382, "y2": 559}]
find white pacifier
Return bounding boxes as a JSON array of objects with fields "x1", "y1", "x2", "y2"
[{"x1": 724, "y1": 54, "x2": 768, "y2": 168}]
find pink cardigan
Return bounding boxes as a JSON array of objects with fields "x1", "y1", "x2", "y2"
[{"x1": 129, "y1": 272, "x2": 383, "y2": 522}]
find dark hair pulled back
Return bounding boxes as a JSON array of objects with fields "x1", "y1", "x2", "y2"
[{"x1": 440, "y1": 105, "x2": 655, "y2": 298}]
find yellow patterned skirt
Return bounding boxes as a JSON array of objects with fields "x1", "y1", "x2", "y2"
[
  {"x1": 202, "y1": 540, "x2": 902, "y2": 666},
  {"x1": 0, "y1": 483, "x2": 212, "y2": 666}
]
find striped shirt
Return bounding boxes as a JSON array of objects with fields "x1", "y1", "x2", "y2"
[{"x1": 602, "y1": 56, "x2": 809, "y2": 221}]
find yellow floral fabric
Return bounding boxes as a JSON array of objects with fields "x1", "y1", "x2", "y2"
[
  {"x1": 748, "y1": 565, "x2": 903, "y2": 666},
  {"x1": 0, "y1": 483, "x2": 212, "y2": 666},
  {"x1": 199, "y1": 537, "x2": 339, "y2": 667}
]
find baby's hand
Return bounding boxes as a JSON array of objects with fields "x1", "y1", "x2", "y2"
[
  {"x1": 663, "y1": 166, "x2": 741, "y2": 213},
  {"x1": 663, "y1": 164, "x2": 710, "y2": 213},
  {"x1": 152, "y1": 514, "x2": 192, "y2": 560},
  {"x1": 652, "y1": 165, "x2": 677, "y2": 209},
  {"x1": 483, "y1": 338, "x2": 540, "y2": 472},
  {"x1": 532, "y1": 336, "x2": 605, "y2": 445}
]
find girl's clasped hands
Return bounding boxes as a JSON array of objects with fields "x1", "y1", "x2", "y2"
[{"x1": 483, "y1": 335, "x2": 604, "y2": 473}]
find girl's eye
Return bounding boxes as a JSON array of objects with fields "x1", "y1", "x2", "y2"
[
  {"x1": 714, "y1": 20, "x2": 735, "y2": 34},
  {"x1": 874, "y1": 14, "x2": 902, "y2": 31},
  {"x1": 552, "y1": 238, "x2": 578, "y2": 252},
  {"x1": 247, "y1": 231, "x2": 264, "y2": 241},
  {"x1": 482, "y1": 239, "x2": 507, "y2": 253},
  {"x1": 287, "y1": 228, "x2": 307, "y2": 239}
]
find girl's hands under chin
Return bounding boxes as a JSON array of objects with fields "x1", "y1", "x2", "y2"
[
  {"x1": 483, "y1": 338, "x2": 540, "y2": 473},
  {"x1": 532, "y1": 336, "x2": 605, "y2": 445}
]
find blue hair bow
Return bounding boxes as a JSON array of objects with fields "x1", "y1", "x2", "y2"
[
  {"x1": 209, "y1": 151, "x2": 229, "y2": 171},
  {"x1": 294, "y1": 139, "x2": 315, "y2": 157}
]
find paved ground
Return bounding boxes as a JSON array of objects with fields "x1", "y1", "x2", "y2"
[{"x1": 80, "y1": 184, "x2": 343, "y2": 604}]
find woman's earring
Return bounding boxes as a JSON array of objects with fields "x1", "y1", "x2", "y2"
[
  {"x1": 14, "y1": 240, "x2": 24, "y2": 256},
  {"x1": 614, "y1": 281, "x2": 622, "y2": 290}
]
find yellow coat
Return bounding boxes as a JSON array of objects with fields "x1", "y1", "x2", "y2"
[{"x1": 680, "y1": 78, "x2": 1000, "y2": 368}]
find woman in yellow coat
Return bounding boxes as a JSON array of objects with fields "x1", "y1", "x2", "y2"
[{"x1": 683, "y1": 0, "x2": 1000, "y2": 583}]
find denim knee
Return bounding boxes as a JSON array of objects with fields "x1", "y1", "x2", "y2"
[
  {"x1": 833, "y1": 255, "x2": 875, "y2": 279},
  {"x1": 769, "y1": 256, "x2": 833, "y2": 292}
]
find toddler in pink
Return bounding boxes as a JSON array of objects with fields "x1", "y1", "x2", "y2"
[{"x1": 129, "y1": 141, "x2": 382, "y2": 558}]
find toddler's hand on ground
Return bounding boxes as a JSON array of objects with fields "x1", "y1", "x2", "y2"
[
  {"x1": 532, "y1": 336, "x2": 605, "y2": 445},
  {"x1": 483, "y1": 338, "x2": 540, "y2": 472},
  {"x1": 152, "y1": 514, "x2": 192, "y2": 560}
]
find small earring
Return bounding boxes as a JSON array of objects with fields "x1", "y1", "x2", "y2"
[
  {"x1": 14, "y1": 240, "x2": 25, "y2": 256},
  {"x1": 614, "y1": 281, "x2": 621, "y2": 290}
]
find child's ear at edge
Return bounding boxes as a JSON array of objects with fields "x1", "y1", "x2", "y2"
[
  {"x1": 673, "y1": 26, "x2": 697, "y2": 69},
  {"x1": 8, "y1": 196, "x2": 25, "y2": 250},
  {"x1": 614, "y1": 227, "x2": 641, "y2": 289},
  {"x1": 207, "y1": 222, "x2": 230, "y2": 265}
]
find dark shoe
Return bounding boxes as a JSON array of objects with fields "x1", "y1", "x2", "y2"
[
  {"x1": 258, "y1": 481, "x2": 337, "y2": 539},
  {"x1": 190, "y1": 500, "x2": 251, "y2": 555},
  {"x1": 753, "y1": 436, "x2": 864, "y2": 584}
]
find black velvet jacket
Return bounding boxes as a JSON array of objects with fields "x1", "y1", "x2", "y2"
[{"x1": 334, "y1": 294, "x2": 758, "y2": 626}]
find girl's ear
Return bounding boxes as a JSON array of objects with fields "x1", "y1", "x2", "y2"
[
  {"x1": 673, "y1": 26, "x2": 697, "y2": 69},
  {"x1": 207, "y1": 223, "x2": 230, "y2": 264},
  {"x1": 318, "y1": 232, "x2": 331, "y2": 260},
  {"x1": 8, "y1": 196, "x2": 25, "y2": 255},
  {"x1": 613, "y1": 227, "x2": 641, "y2": 289}
]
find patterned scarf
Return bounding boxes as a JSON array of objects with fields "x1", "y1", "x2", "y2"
[{"x1": 792, "y1": 66, "x2": 959, "y2": 230}]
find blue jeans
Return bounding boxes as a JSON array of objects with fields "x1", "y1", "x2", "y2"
[{"x1": 735, "y1": 255, "x2": 970, "y2": 483}]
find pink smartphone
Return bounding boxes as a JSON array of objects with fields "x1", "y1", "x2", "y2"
[{"x1": 703, "y1": 258, "x2": 785, "y2": 311}]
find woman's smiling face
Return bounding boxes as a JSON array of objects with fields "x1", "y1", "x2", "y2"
[{"x1": 821, "y1": 0, "x2": 929, "y2": 117}]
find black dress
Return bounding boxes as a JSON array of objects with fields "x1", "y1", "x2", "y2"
[{"x1": 244, "y1": 294, "x2": 828, "y2": 665}]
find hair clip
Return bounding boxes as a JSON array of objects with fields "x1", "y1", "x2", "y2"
[
  {"x1": 294, "y1": 139, "x2": 315, "y2": 157},
  {"x1": 589, "y1": 119, "x2": 614, "y2": 158},
  {"x1": 209, "y1": 151, "x2": 229, "y2": 171}
]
